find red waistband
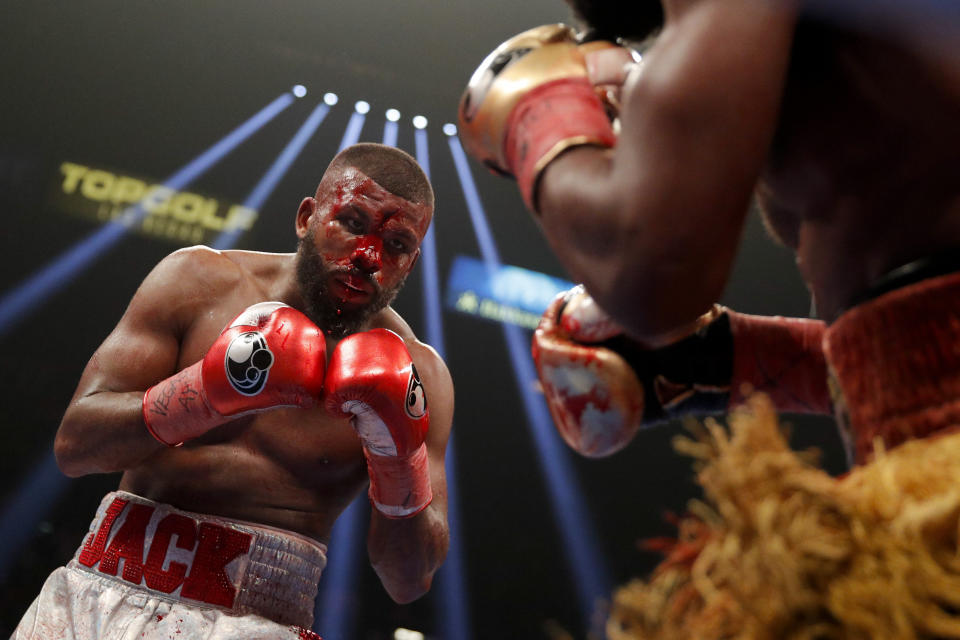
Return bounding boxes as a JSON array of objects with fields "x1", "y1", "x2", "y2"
[{"x1": 823, "y1": 271, "x2": 960, "y2": 463}]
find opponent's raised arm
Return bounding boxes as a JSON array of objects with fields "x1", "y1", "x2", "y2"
[
  {"x1": 324, "y1": 329, "x2": 452, "y2": 603},
  {"x1": 459, "y1": 0, "x2": 798, "y2": 339}
]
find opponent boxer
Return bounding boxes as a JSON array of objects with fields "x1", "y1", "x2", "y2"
[
  {"x1": 460, "y1": 2, "x2": 960, "y2": 636},
  {"x1": 14, "y1": 143, "x2": 453, "y2": 640}
]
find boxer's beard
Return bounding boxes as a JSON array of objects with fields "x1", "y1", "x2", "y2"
[{"x1": 295, "y1": 230, "x2": 405, "y2": 338}]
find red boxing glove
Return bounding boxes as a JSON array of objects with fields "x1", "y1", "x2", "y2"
[
  {"x1": 143, "y1": 302, "x2": 326, "y2": 446},
  {"x1": 324, "y1": 329, "x2": 431, "y2": 518}
]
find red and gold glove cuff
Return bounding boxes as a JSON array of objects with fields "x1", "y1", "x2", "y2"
[
  {"x1": 504, "y1": 77, "x2": 616, "y2": 213},
  {"x1": 142, "y1": 360, "x2": 219, "y2": 447},
  {"x1": 728, "y1": 311, "x2": 831, "y2": 415},
  {"x1": 364, "y1": 443, "x2": 432, "y2": 519}
]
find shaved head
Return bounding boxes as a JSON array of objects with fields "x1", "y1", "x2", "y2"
[{"x1": 318, "y1": 143, "x2": 434, "y2": 210}]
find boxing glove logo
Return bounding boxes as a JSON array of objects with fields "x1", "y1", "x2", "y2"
[
  {"x1": 405, "y1": 364, "x2": 427, "y2": 418},
  {"x1": 224, "y1": 332, "x2": 275, "y2": 396}
]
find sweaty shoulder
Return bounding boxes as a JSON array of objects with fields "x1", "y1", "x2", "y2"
[
  {"x1": 129, "y1": 246, "x2": 248, "y2": 331},
  {"x1": 374, "y1": 307, "x2": 449, "y2": 381},
  {"x1": 151, "y1": 246, "x2": 290, "y2": 296},
  {"x1": 147, "y1": 246, "x2": 245, "y2": 300}
]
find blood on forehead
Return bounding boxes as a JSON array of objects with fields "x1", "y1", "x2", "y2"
[{"x1": 321, "y1": 168, "x2": 432, "y2": 239}]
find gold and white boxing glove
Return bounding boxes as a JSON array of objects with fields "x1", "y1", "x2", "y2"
[{"x1": 458, "y1": 24, "x2": 623, "y2": 212}]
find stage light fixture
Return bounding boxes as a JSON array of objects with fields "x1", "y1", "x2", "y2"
[
  {"x1": 292, "y1": 85, "x2": 307, "y2": 98},
  {"x1": 354, "y1": 100, "x2": 370, "y2": 115},
  {"x1": 386, "y1": 108, "x2": 401, "y2": 122},
  {"x1": 443, "y1": 123, "x2": 457, "y2": 136},
  {"x1": 412, "y1": 115, "x2": 428, "y2": 130},
  {"x1": 336, "y1": 106, "x2": 368, "y2": 153},
  {"x1": 323, "y1": 92, "x2": 339, "y2": 106}
]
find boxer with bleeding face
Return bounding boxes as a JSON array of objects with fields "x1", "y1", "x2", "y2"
[
  {"x1": 294, "y1": 166, "x2": 431, "y2": 338},
  {"x1": 18, "y1": 143, "x2": 453, "y2": 640}
]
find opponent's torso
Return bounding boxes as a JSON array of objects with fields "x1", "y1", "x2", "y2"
[
  {"x1": 120, "y1": 251, "x2": 401, "y2": 544},
  {"x1": 757, "y1": 21, "x2": 960, "y2": 320}
]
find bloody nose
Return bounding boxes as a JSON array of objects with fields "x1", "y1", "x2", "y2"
[{"x1": 352, "y1": 237, "x2": 383, "y2": 273}]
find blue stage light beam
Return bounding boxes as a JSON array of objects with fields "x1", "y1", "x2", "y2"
[
  {"x1": 382, "y1": 109, "x2": 400, "y2": 148},
  {"x1": 212, "y1": 100, "x2": 332, "y2": 250},
  {"x1": 313, "y1": 101, "x2": 372, "y2": 638},
  {"x1": 0, "y1": 92, "x2": 295, "y2": 339},
  {"x1": 447, "y1": 133, "x2": 612, "y2": 635},
  {"x1": 0, "y1": 452, "x2": 68, "y2": 583},
  {"x1": 415, "y1": 127, "x2": 472, "y2": 640},
  {"x1": 415, "y1": 129, "x2": 444, "y2": 353},
  {"x1": 0, "y1": 92, "x2": 297, "y2": 583},
  {"x1": 336, "y1": 102, "x2": 369, "y2": 153},
  {"x1": 312, "y1": 497, "x2": 367, "y2": 640}
]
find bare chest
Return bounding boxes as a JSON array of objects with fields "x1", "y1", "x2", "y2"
[
  {"x1": 124, "y1": 407, "x2": 367, "y2": 541},
  {"x1": 125, "y1": 296, "x2": 370, "y2": 539}
]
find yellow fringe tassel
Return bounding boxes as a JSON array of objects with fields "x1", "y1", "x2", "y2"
[{"x1": 608, "y1": 394, "x2": 960, "y2": 640}]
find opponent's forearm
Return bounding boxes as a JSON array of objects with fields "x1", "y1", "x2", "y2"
[
  {"x1": 538, "y1": 2, "x2": 795, "y2": 338},
  {"x1": 538, "y1": 147, "x2": 734, "y2": 338},
  {"x1": 55, "y1": 390, "x2": 165, "y2": 477},
  {"x1": 367, "y1": 502, "x2": 450, "y2": 603},
  {"x1": 535, "y1": 290, "x2": 834, "y2": 459}
]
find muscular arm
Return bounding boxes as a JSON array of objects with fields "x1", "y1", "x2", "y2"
[
  {"x1": 535, "y1": 286, "x2": 832, "y2": 457},
  {"x1": 537, "y1": 0, "x2": 798, "y2": 339},
  {"x1": 54, "y1": 247, "x2": 220, "y2": 476},
  {"x1": 366, "y1": 342, "x2": 453, "y2": 603}
]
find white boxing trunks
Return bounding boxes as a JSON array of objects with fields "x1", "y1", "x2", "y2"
[{"x1": 13, "y1": 491, "x2": 327, "y2": 640}]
